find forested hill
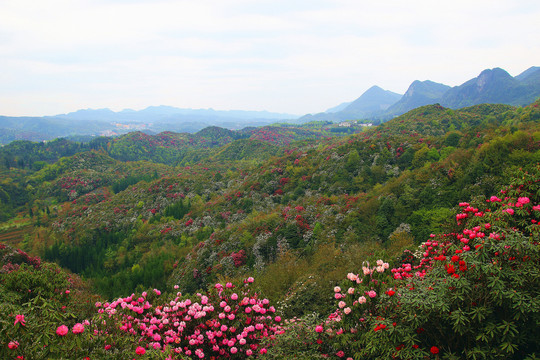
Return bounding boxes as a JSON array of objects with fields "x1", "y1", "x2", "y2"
[
  {"x1": 0, "y1": 121, "x2": 367, "y2": 171},
  {"x1": 0, "y1": 99, "x2": 537, "y2": 304},
  {"x1": 1, "y1": 99, "x2": 539, "y2": 359}
]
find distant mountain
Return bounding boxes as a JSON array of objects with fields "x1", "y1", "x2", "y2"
[
  {"x1": 383, "y1": 80, "x2": 450, "y2": 118},
  {"x1": 299, "y1": 85, "x2": 402, "y2": 123},
  {"x1": 440, "y1": 68, "x2": 518, "y2": 108},
  {"x1": 54, "y1": 106, "x2": 297, "y2": 123},
  {"x1": 342, "y1": 86, "x2": 402, "y2": 115},
  {"x1": 0, "y1": 107, "x2": 299, "y2": 144},
  {"x1": 515, "y1": 66, "x2": 540, "y2": 82}
]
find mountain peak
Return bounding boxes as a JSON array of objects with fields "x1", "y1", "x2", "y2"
[
  {"x1": 440, "y1": 68, "x2": 521, "y2": 108},
  {"x1": 476, "y1": 68, "x2": 513, "y2": 91},
  {"x1": 515, "y1": 66, "x2": 540, "y2": 82},
  {"x1": 403, "y1": 80, "x2": 450, "y2": 98},
  {"x1": 341, "y1": 86, "x2": 402, "y2": 114},
  {"x1": 383, "y1": 80, "x2": 450, "y2": 118}
]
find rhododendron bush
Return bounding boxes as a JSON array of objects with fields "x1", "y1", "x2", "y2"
[
  {"x1": 318, "y1": 166, "x2": 540, "y2": 359},
  {"x1": 90, "y1": 278, "x2": 281, "y2": 359},
  {"x1": 1, "y1": 269, "x2": 280, "y2": 359}
]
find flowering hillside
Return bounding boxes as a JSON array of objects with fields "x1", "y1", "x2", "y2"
[{"x1": 0, "y1": 99, "x2": 539, "y2": 358}]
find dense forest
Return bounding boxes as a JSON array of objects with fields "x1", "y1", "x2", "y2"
[{"x1": 1, "y1": 99, "x2": 539, "y2": 359}]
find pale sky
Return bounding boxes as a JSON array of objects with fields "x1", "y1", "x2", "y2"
[{"x1": 1, "y1": 0, "x2": 539, "y2": 117}]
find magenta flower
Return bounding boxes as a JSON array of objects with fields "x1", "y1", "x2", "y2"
[
  {"x1": 72, "y1": 323, "x2": 84, "y2": 334},
  {"x1": 517, "y1": 197, "x2": 530, "y2": 204},
  {"x1": 14, "y1": 314, "x2": 25, "y2": 326},
  {"x1": 135, "y1": 346, "x2": 146, "y2": 355},
  {"x1": 56, "y1": 325, "x2": 69, "y2": 336},
  {"x1": 8, "y1": 341, "x2": 19, "y2": 350}
]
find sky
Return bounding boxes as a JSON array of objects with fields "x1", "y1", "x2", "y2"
[{"x1": 1, "y1": 0, "x2": 539, "y2": 117}]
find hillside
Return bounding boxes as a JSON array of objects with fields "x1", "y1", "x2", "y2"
[
  {"x1": 1, "y1": 98, "x2": 539, "y2": 359},
  {"x1": 0, "y1": 98, "x2": 537, "y2": 296},
  {"x1": 384, "y1": 80, "x2": 451, "y2": 117}
]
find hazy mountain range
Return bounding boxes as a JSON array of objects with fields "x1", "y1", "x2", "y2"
[
  {"x1": 301, "y1": 66, "x2": 540, "y2": 122},
  {"x1": 1, "y1": 66, "x2": 539, "y2": 144},
  {"x1": 0, "y1": 107, "x2": 298, "y2": 144}
]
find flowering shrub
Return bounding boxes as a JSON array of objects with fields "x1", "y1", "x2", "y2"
[
  {"x1": 89, "y1": 277, "x2": 281, "y2": 359},
  {"x1": 324, "y1": 166, "x2": 540, "y2": 359},
  {"x1": 1, "y1": 265, "x2": 280, "y2": 359},
  {"x1": 0, "y1": 249, "x2": 97, "y2": 359}
]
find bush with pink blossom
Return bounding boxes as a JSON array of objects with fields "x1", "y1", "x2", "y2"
[{"x1": 87, "y1": 277, "x2": 281, "y2": 359}]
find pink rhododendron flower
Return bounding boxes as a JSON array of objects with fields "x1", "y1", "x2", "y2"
[
  {"x1": 14, "y1": 314, "x2": 25, "y2": 326},
  {"x1": 358, "y1": 296, "x2": 367, "y2": 304},
  {"x1": 56, "y1": 325, "x2": 68, "y2": 336},
  {"x1": 8, "y1": 341, "x2": 19, "y2": 349},
  {"x1": 315, "y1": 325, "x2": 324, "y2": 333},
  {"x1": 135, "y1": 346, "x2": 146, "y2": 355},
  {"x1": 72, "y1": 323, "x2": 84, "y2": 334}
]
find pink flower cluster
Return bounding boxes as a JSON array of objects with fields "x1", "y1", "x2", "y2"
[
  {"x1": 94, "y1": 278, "x2": 279, "y2": 358},
  {"x1": 55, "y1": 322, "x2": 86, "y2": 336}
]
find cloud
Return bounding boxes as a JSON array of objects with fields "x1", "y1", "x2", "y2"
[{"x1": 1, "y1": 0, "x2": 539, "y2": 116}]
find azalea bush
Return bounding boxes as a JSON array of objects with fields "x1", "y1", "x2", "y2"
[
  {"x1": 88, "y1": 277, "x2": 281, "y2": 359},
  {"x1": 0, "y1": 248, "x2": 97, "y2": 359},
  {"x1": 323, "y1": 165, "x2": 540, "y2": 359},
  {"x1": 1, "y1": 267, "x2": 281, "y2": 359}
]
